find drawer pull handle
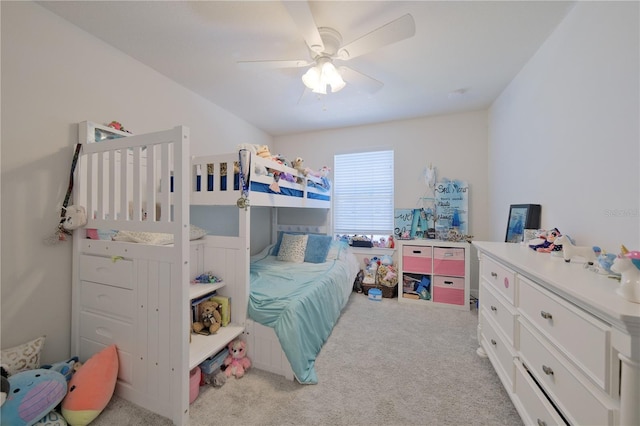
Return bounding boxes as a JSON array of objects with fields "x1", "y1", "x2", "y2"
[
  {"x1": 444, "y1": 252, "x2": 454, "y2": 257},
  {"x1": 537, "y1": 419, "x2": 547, "y2": 426},
  {"x1": 490, "y1": 272, "x2": 498, "y2": 278},
  {"x1": 490, "y1": 339, "x2": 497, "y2": 346},
  {"x1": 444, "y1": 281, "x2": 454, "y2": 285},
  {"x1": 412, "y1": 250, "x2": 422, "y2": 254},
  {"x1": 490, "y1": 305, "x2": 497, "y2": 312},
  {"x1": 540, "y1": 311, "x2": 553, "y2": 320},
  {"x1": 542, "y1": 365, "x2": 554, "y2": 376}
]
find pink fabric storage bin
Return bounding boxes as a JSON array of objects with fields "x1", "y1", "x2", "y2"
[
  {"x1": 402, "y1": 246, "x2": 432, "y2": 273},
  {"x1": 189, "y1": 366, "x2": 201, "y2": 404},
  {"x1": 433, "y1": 247, "x2": 465, "y2": 276},
  {"x1": 432, "y1": 276, "x2": 465, "y2": 305}
]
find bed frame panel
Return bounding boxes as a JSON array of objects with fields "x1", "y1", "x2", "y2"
[
  {"x1": 73, "y1": 124, "x2": 191, "y2": 425},
  {"x1": 73, "y1": 122, "x2": 332, "y2": 425}
]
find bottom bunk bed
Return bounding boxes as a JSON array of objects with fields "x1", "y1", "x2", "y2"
[{"x1": 245, "y1": 232, "x2": 359, "y2": 384}]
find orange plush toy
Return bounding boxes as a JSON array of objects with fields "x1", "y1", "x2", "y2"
[{"x1": 62, "y1": 344, "x2": 118, "y2": 425}]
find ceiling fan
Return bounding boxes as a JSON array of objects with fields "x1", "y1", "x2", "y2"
[{"x1": 237, "y1": 2, "x2": 416, "y2": 95}]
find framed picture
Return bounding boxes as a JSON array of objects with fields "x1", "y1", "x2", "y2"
[{"x1": 505, "y1": 204, "x2": 541, "y2": 243}]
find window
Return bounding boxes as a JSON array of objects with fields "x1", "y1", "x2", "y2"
[{"x1": 333, "y1": 150, "x2": 394, "y2": 237}]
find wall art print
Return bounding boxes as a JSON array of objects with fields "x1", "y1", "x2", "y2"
[{"x1": 435, "y1": 179, "x2": 469, "y2": 236}]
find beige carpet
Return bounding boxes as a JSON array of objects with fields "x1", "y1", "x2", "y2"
[{"x1": 93, "y1": 294, "x2": 522, "y2": 425}]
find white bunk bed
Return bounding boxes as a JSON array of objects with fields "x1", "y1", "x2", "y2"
[{"x1": 71, "y1": 122, "x2": 352, "y2": 425}]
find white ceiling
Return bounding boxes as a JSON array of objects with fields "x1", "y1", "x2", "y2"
[{"x1": 39, "y1": 1, "x2": 574, "y2": 136}]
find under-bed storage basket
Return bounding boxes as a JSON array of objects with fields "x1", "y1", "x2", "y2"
[
  {"x1": 362, "y1": 283, "x2": 398, "y2": 298},
  {"x1": 199, "y1": 348, "x2": 229, "y2": 375}
]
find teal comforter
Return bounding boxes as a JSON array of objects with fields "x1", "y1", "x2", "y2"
[{"x1": 248, "y1": 251, "x2": 352, "y2": 384}]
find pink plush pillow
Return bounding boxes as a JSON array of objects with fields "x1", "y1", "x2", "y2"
[{"x1": 61, "y1": 344, "x2": 118, "y2": 425}]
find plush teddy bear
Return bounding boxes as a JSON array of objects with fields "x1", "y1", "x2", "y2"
[
  {"x1": 292, "y1": 157, "x2": 307, "y2": 184},
  {"x1": 192, "y1": 300, "x2": 222, "y2": 335},
  {"x1": 223, "y1": 340, "x2": 251, "y2": 378}
]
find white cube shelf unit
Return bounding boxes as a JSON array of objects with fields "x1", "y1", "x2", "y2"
[{"x1": 397, "y1": 240, "x2": 471, "y2": 310}]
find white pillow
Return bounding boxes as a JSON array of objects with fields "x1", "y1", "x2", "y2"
[
  {"x1": 1, "y1": 335, "x2": 46, "y2": 375},
  {"x1": 113, "y1": 225, "x2": 208, "y2": 245},
  {"x1": 277, "y1": 234, "x2": 308, "y2": 263}
]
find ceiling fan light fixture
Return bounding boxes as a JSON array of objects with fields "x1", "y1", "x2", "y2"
[{"x1": 301, "y1": 59, "x2": 345, "y2": 94}]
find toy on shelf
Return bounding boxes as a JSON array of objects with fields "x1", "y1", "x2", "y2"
[
  {"x1": 192, "y1": 272, "x2": 222, "y2": 284},
  {"x1": 611, "y1": 246, "x2": 640, "y2": 304},
  {"x1": 555, "y1": 234, "x2": 600, "y2": 264},
  {"x1": 192, "y1": 300, "x2": 222, "y2": 335},
  {"x1": 529, "y1": 228, "x2": 563, "y2": 253}
]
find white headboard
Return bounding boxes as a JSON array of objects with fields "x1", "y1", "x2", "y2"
[{"x1": 277, "y1": 224, "x2": 327, "y2": 234}]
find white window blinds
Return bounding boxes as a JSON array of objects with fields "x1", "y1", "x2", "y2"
[{"x1": 333, "y1": 150, "x2": 394, "y2": 235}]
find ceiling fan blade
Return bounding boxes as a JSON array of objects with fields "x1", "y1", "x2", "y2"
[
  {"x1": 282, "y1": 1, "x2": 324, "y2": 54},
  {"x1": 340, "y1": 66, "x2": 384, "y2": 94},
  {"x1": 337, "y1": 14, "x2": 415, "y2": 60},
  {"x1": 237, "y1": 59, "x2": 312, "y2": 70}
]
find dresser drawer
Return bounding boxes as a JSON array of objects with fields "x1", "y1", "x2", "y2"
[
  {"x1": 514, "y1": 361, "x2": 568, "y2": 426},
  {"x1": 402, "y1": 245, "x2": 432, "y2": 273},
  {"x1": 81, "y1": 281, "x2": 135, "y2": 320},
  {"x1": 79, "y1": 254, "x2": 133, "y2": 289},
  {"x1": 518, "y1": 276, "x2": 609, "y2": 389},
  {"x1": 480, "y1": 282, "x2": 517, "y2": 346},
  {"x1": 433, "y1": 247, "x2": 465, "y2": 276},
  {"x1": 480, "y1": 310, "x2": 515, "y2": 391},
  {"x1": 79, "y1": 311, "x2": 133, "y2": 352},
  {"x1": 519, "y1": 320, "x2": 613, "y2": 426},
  {"x1": 481, "y1": 255, "x2": 515, "y2": 304}
]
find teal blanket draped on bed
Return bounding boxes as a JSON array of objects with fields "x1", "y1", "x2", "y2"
[{"x1": 248, "y1": 250, "x2": 351, "y2": 384}]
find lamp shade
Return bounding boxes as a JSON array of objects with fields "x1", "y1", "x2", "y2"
[{"x1": 301, "y1": 59, "x2": 345, "y2": 94}]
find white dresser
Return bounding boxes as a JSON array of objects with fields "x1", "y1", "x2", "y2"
[{"x1": 474, "y1": 241, "x2": 640, "y2": 426}]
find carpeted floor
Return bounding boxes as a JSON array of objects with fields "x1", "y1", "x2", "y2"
[{"x1": 93, "y1": 293, "x2": 523, "y2": 425}]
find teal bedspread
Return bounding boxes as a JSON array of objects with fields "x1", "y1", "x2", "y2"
[{"x1": 248, "y1": 250, "x2": 352, "y2": 384}]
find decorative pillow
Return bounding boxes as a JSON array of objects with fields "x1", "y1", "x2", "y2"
[
  {"x1": 61, "y1": 344, "x2": 119, "y2": 426},
  {"x1": 189, "y1": 225, "x2": 207, "y2": 240},
  {"x1": 0, "y1": 336, "x2": 46, "y2": 375},
  {"x1": 113, "y1": 225, "x2": 207, "y2": 245},
  {"x1": 304, "y1": 234, "x2": 333, "y2": 263},
  {"x1": 270, "y1": 231, "x2": 303, "y2": 255},
  {"x1": 277, "y1": 234, "x2": 308, "y2": 263}
]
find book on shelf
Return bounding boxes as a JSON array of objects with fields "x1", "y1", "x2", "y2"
[{"x1": 210, "y1": 296, "x2": 230, "y2": 326}]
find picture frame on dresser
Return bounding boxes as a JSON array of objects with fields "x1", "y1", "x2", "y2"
[{"x1": 505, "y1": 204, "x2": 541, "y2": 243}]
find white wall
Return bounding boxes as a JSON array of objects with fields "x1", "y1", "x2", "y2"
[
  {"x1": 0, "y1": 2, "x2": 271, "y2": 363},
  {"x1": 274, "y1": 110, "x2": 490, "y2": 239},
  {"x1": 489, "y1": 1, "x2": 639, "y2": 252}
]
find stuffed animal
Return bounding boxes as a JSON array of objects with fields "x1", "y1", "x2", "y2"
[
  {"x1": 41, "y1": 356, "x2": 79, "y2": 382},
  {"x1": 1, "y1": 366, "x2": 8, "y2": 407},
  {"x1": 529, "y1": 228, "x2": 563, "y2": 253},
  {"x1": 292, "y1": 157, "x2": 307, "y2": 184},
  {"x1": 554, "y1": 234, "x2": 599, "y2": 264},
  {"x1": 237, "y1": 143, "x2": 267, "y2": 175},
  {"x1": 223, "y1": 340, "x2": 251, "y2": 378},
  {"x1": 192, "y1": 300, "x2": 222, "y2": 335},
  {"x1": 62, "y1": 205, "x2": 87, "y2": 231}
]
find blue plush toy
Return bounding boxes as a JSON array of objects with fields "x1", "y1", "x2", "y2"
[
  {"x1": 41, "y1": 356, "x2": 79, "y2": 382},
  {"x1": 1, "y1": 369, "x2": 67, "y2": 426}
]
